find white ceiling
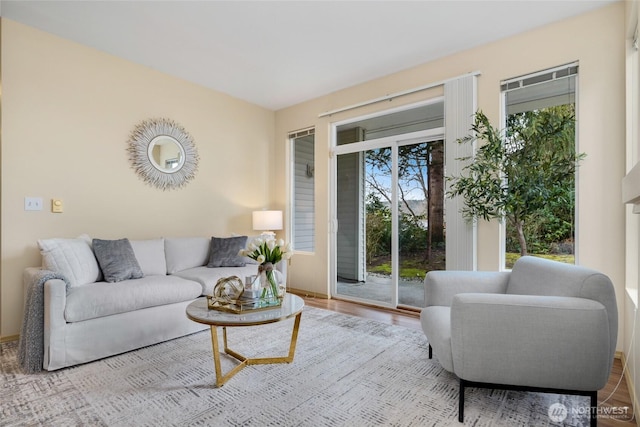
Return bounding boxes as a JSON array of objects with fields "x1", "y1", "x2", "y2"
[{"x1": 1, "y1": 0, "x2": 617, "y2": 111}]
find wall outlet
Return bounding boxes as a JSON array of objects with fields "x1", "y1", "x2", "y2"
[{"x1": 24, "y1": 197, "x2": 43, "y2": 211}]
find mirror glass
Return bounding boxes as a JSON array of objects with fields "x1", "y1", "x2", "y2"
[{"x1": 147, "y1": 136, "x2": 186, "y2": 173}]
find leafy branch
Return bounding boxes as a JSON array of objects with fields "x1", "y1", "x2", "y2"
[{"x1": 447, "y1": 108, "x2": 584, "y2": 256}]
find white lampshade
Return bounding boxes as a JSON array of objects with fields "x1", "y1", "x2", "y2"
[{"x1": 252, "y1": 210, "x2": 283, "y2": 232}]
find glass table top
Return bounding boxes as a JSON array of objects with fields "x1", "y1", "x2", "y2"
[{"x1": 186, "y1": 293, "x2": 304, "y2": 327}]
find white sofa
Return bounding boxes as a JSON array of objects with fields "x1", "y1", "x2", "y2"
[{"x1": 23, "y1": 236, "x2": 285, "y2": 371}]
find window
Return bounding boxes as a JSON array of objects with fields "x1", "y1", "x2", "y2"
[
  {"x1": 501, "y1": 63, "x2": 578, "y2": 268},
  {"x1": 290, "y1": 128, "x2": 315, "y2": 252}
]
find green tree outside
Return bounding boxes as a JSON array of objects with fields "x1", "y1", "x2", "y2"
[{"x1": 448, "y1": 106, "x2": 583, "y2": 263}]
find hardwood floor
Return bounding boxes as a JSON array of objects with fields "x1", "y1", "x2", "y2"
[{"x1": 302, "y1": 295, "x2": 637, "y2": 426}]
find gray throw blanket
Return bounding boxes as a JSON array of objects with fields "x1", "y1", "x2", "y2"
[{"x1": 18, "y1": 268, "x2": 70, "y2": 373}]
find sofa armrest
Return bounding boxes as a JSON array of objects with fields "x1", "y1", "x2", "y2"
[
  {"x1": 424, "y1": 271, "x2": 510, "y2": 307},
  {"x1": 23, "y1": 267, "x2": 68, "y2": 318},
  {"x1": 44, "y1": 277, "x2": 69, "y2": 370},
  {"x1": 450, "y1": 293, "x2": 613, "y2": 390}
]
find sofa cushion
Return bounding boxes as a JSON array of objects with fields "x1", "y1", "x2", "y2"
[
  {"x1": 130, "y1": 238, "x2": 166, "y2": 275},
  {"x1": 93, "y1": 238, "x2": 144, "y2": 283},
  {"x1": 173, "y1": 265, "x2": 261, "y2": 296},
  {"x1": 38, "y1": 234, "x2": 101, "y2": 288},
  {"x1": 207, "y1": 236, "x2": 247, "y2": 267},
  {"x1": 65, "y1": 275, "x2": 202, "y2": 322},
  {"x1": 165, "y1": 237, "x2": 210, "y2": 274}
]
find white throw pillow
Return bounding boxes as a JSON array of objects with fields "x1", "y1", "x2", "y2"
[
  {"x1": 164, "y1": 237, "x2": 210, "y2": 274},
  {"x1": 130, "y1": 238, "x2": 167, "y2": 276},
  {"x1": 37, "y1": 234, "x2": 101, "y2": 287}
]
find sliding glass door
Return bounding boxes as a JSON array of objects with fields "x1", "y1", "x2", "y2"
[{"x1": 332, "y1": 102, "x2": 445, "y2": 309}]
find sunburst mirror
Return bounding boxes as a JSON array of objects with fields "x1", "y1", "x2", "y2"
[{"x1": 127, "y1": 118, "x2": 199, "y2": 190}]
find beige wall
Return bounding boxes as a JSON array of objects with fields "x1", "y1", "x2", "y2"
[
  {"x1": 0, "y1": 20, "x2": 276, "y2": 338},
  {"x1": 276, "y1": 3, "x2": 627, "y2": 349}
]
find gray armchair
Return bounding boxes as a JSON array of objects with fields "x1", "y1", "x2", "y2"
[{"x1": 420, "y1": 256, "x2": 617, "y2": 427}]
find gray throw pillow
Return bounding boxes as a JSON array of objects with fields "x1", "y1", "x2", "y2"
[
  {"x1": 93, "y1": 238, "x2": 144, "y2": 283},
  {"x1": 207, "y1": 236, "x2": 247, "y2": 268}
]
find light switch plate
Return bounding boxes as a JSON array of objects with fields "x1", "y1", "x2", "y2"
[
  {"x1": 25, "y1": 197, "x2": 43, "y2": 211},
  {"x1": 52, "y1": 199, "x2": 63, "y2": 213}
]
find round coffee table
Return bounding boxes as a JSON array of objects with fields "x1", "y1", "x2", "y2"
[{"x1": 186, "y1": 293, "x2": 304, "y2": 387}]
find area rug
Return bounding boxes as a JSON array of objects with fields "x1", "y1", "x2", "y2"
[{"x1": 1, "y1": 306, "x2": 592, "y2": 426}]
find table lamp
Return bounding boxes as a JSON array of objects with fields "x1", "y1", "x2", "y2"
[{"x1": 252, "y1": 210, "x2": 283, "y2": 237}]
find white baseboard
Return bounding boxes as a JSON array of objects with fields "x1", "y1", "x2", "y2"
[
  {"x1": 619, "y1": 351, "x2": 639, "y2": 422},
  {"x1": 287, "y1": 288, "x2": 329, "y2": 299}
]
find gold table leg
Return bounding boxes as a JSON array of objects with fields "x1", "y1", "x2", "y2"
[{"x1": 208, "y1": 312, "x2": 302, "y2": 387}]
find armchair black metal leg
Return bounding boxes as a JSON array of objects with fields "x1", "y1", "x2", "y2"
[
  {"x1": 428, "y1": 344, "x2": 432, "y2": 359},
  {"x1": 458, "y1": 379, "x2": 465, "y2": 423},
  {"x1": 590, "y1": 391, "x2": 597, "y2": 427}
]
